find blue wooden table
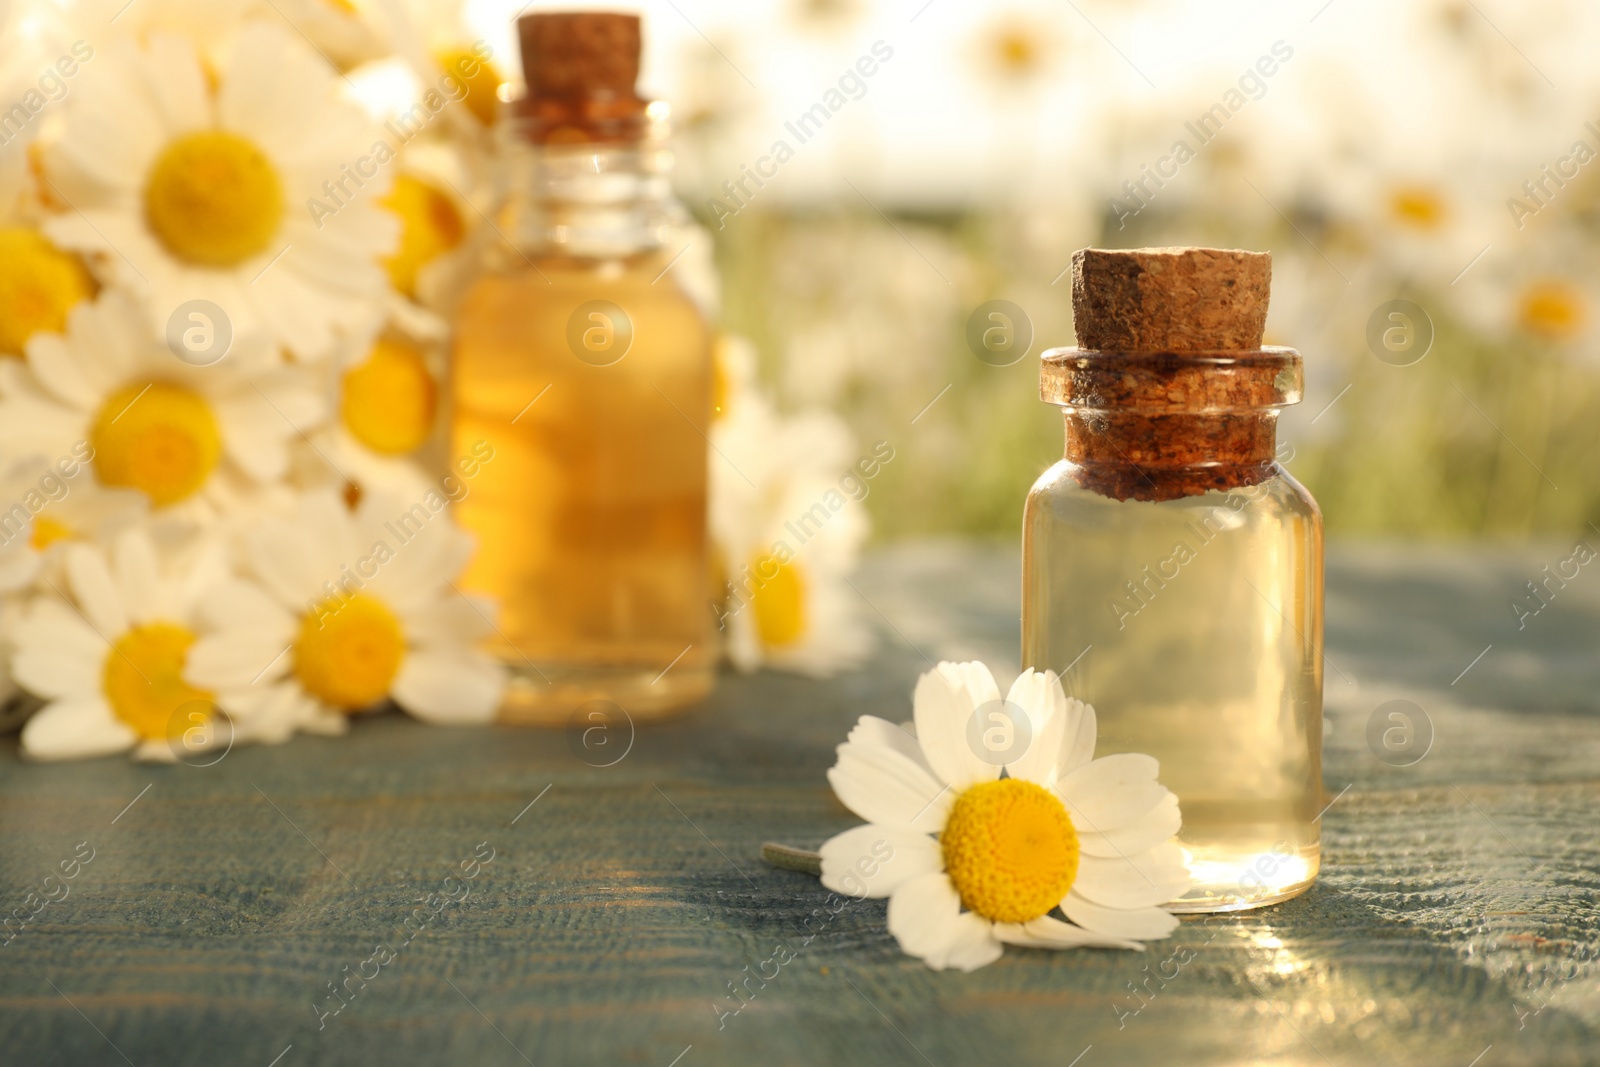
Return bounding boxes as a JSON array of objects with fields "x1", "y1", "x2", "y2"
[{"x1": 2, "y1": 544, "x2": 1598, "y2": 1066}]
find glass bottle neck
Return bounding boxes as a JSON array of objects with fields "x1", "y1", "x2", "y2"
[
  {"x1": 498, "y1": 126, "x2": 679, "y2": 260},
  {"x1": 1063, "y1": 410, "x2": 1282, "y2": 503}
]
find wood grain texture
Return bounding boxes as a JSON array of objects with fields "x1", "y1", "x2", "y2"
[{"x1": 2, "y1": 543, "x2": 1598, "y2": 1067}]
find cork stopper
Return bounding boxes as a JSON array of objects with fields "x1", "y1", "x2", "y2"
[
  {"x1": 514, "y1": 12, "x2": 648, "y2": 143},
  {"x1": 1071, "y1": 247, "x2": 1271, "y2": 352},
  {"x1": 1041, "y1": 246, "x2": 1300, "y2": 503}
]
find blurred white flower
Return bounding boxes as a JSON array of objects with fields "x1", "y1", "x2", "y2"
[
  {"x1": 711, "y1": 351, "x2": 873, "y2": 677},
  {"x1": 0, "y1": 452, "x2": 147, "y2": 590},
  {"x1": 0, "y1": 290, "x2": 323, "y2": 515},
  {"x1": 185, "y1": 488, "x2": 505, "y2": 727},
  {"x1": 41, "y1": 22, "x2": 398, "y2": 360},
  {"x1": 14, "y1": 525, "x2": 232, "y2": 761},
  {"x1": 315, "y1": 327, "x2": 443, "y2": 500}
]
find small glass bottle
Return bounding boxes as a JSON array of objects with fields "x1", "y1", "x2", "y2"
[
  {"x1": 1022, "y1": 248, "x2": 1323, "y2": 912},
  {"x1": 450, "y1": 13, "x2": 714, "y2": 722}
]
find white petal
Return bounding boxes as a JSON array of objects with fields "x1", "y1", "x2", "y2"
[
  {"x1": 21, "y1": 697, "x2": 137, "y2": 761},
  {"x1": 185, "y1": 630, "x2": 293, "y2": 689},
  {"x1": 398, "y1": 594, "x2": 494, "y2": 648},
  {"x1": 390, "y1": 650, "x2": 503, "y2": 725},
  {"x1": 1004, "y1": 668, "x2": 1067, "y2": 785},
  {"x1": 937, "y1": 912, "x2": 1006, "y2": 972},
  {"x1": 1072, "y1": 843, "x2": 1191, "y2": 909},
  {"x1": 826, "y1": 740, "x2": 950, "y2": 832},
  {"x1": 112, "y1": 528, "x2": 169, "y2": 624},
  {"x1": 819, "y1": 824, "x2": 942, "y2": 900},
  {"x1": 245, "y1": 520, "x2": 320, "y2": 607},
  {"x1": 65, "y1": 544, "x2": 127, "y2": 637},
  {"x1": 1054, "y1": 753, "x2": 1168, "y2": 833},
  {"x1": 11, "y1": 614, "x2": 104, "y2": 699},
  {"x1": 1059, "y1": 698, "x2": 1097, "y2": 774},
  {"x1": 912, "y1": 662, "x2": 998, "y2": 792},
  {"x1": 197, "y1": 578, "x2": 296, "y2": 637},
  {"x1": 993, "y1": 914, "x2": 1142, "y2": 951},
  {"x1": 845, "y1": 715, "x2": 935, "y2": 777},
  {"x1": 1061, "y1": 893, "x2": 1180, "y2": 941},
  {"x1": 886, "y1": 872, "x2": 1002, "y2": 972},
  {"x1": 134, "y1": 738, "x2": 179, "y2": 763},
  {"x1": 1079, "y1": 794, "x2": 1183, "y2": 858}
]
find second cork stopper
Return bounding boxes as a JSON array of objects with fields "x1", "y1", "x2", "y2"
[{"x1": 1071, "y1": 247, "x2": 1271, "y2": 353}]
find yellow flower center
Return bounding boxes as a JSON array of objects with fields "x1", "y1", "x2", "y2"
[
  {"x1": 102, "y1": 622, "x2": 215, "y2": 741},
  {"x1": 1389, "y1": 186, "x2": 1447, "y2": 231},
  {"x1": 748, "y1": 554, "x2": 806, "y2": 647},
  {"x1": 379, "y1": 174, "x2": 465, "y2": 298},
  {"x1": 436, "y1": 48, "x2": 503, "y2": 127},
  {"x1": 1518, "y1": 279, "x2": 1586, "y2": 342},
  {"x1": 144, "y1": 131, "x2": 285, "y2": 267},
  {"x1": 941, "y1": 778, "x2": 1080, "y2": 924},
  {"x1": 326, "y1": 0, "x2": 359, "y2": 12},
  {"x1": 91, "y1": 382, "x2": 222, "y2": 507},
  {"x1": 340, "y1": 338, "x2": 437, "y2": 455},
  {"x1": 30, "y1": 515, "x2": 74, "y2": 550},
  {"x1": 0, "y1": 228, "x2": 96, "y2": 357},
  {"x1": 295, "y1": 593, "x2": 405, "y2": 710}
]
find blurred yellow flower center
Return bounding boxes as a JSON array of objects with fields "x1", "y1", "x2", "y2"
[
  {"x1": 436, "y1": 48, "x2": 503, "y2": 126},
  {"x1": 295, "y1": 593, "x2": 405, "y2": 710},
  {"x1": 1518, "y1": 280, "x2": 1586, "y2": 342},
  {"x1": 341, "y1": 338, "x2": 438, "y2": 454},
  {"x1": 1389, "y1": 186, "x2": 1447, "y2": 231},
  {"x1": 91, "y1": 382, "x2": 223, "y2": 507},
  {"x1": 380, "y1": 174, "x2": 465, "y2": 298},
  {"x1": 326, "y1": 0, "x2": 359, "y2": 12},
  {"x1": 749, "y1": 554, "x2": 806, "y2": 647},
  {"x1": 942, "y1": 778, "x2": 1080, "y2": 923},
  {"x1": 144, "y1": 131, "x2": 284, "y2": 267},
  {"x1": 102, "y1": 622, "x2": 214, "y2": 741},
  {"x1": 30, "y1": 515, "x2": 74, "y2": 550},
  {"x1": 990, "y1": 28, "x2": 1042, "y2": 76},
  {"x1": 0, "y1": 228, "x2": 95, "y2": 357}
]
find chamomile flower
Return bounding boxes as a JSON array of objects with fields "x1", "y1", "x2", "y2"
[
  {"x1": 14, "y1": 526, "x2": 231, "y2": 761},
  {"x1": 0, "y1": 290, "x2": 323, "y2": 513},
  {"x1": 184, "y1": 488, "x2": 505, "y2": 726},
  {"x1": 0, "y1": 453, "x2": 145, "y2": 590},
  {"x1": 314, "y1": 327, "x2": 442, "y2": 499},
  {"x1": 711, "y1": 388, "x2": 872, "y2": 677},
  {"x1": 41, "y1": 23, "x2": 398, "y2": 360},
  {"x1": 821, "y1": 662, "x2": 1188, "y2": 971},
  {"x1": 380, "y1": 0, "x2": 504, "y2": 130},
  {"x1": 0, "y1": 88, "x2": 96, "y2": 358}
]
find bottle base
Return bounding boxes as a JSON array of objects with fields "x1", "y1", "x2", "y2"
[
  {"x1": 1163, "y1": 842, "x2": 1320, "y2": 914},
  {"x1": 496, "y1": 660, "x2": 714, "y2": 726}
]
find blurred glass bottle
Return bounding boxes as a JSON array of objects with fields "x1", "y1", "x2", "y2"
[
  {"x1": 450, "y1": 12, "x2": 714, "y2": 723},
  {"x1": 1022, "y1": 248, "x2": 1324, "y2": 912}
]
